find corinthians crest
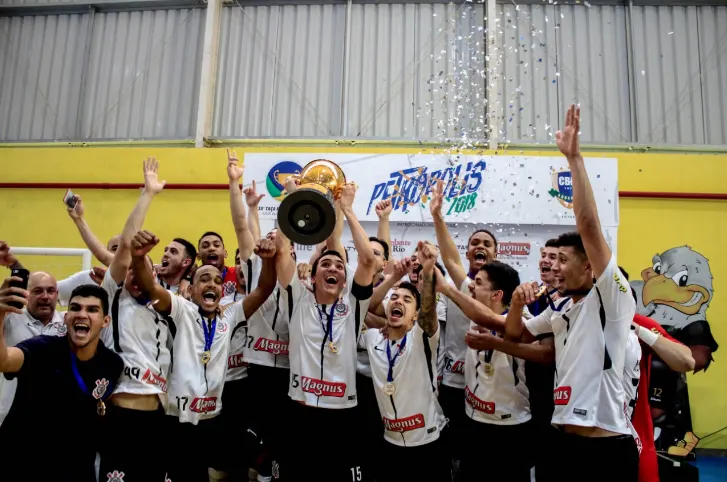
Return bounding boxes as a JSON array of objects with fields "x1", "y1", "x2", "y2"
[{"x1": 548, "y1": 169, "x2": 573, "y2": 209}]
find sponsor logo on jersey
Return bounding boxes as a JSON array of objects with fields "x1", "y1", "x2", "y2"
[
  {"x1": 217, "y1": 321, "x2": 229, "y2": 334},
  {"x1": 228, "y1": 354, "x2": 249, "y2": 369},
  {"x1": 464, "y1": 386, "x2": 495, "y2": 414},
  {"x1": 573, "y1": 408, "x2": 587, "y2": 416},
  {"x1": 613, "y1": 272, "x2": 628, "y2": 293},
  {"x1": 382, "y1": 414, "x2": 426, "y2": 433},
  {"x1": 141, "y1": 369, "x2": 168, "y2": 393},
  {"x1": 549, "y1": 170, "x2": 573, "y2": 209},
  {"x1": 553, "y1": 386, "x2": 572, "y2": 405},
  {"x1": 266, "y1": 161, "x2": 303, "y2": 201},
  {"x1": 445, "y1": 357, "x2": 465, "y2": 375},
  {"x1": 301, "y1": 376, "x2": 346, "y2": 397},
  {"x1": 106, "y1": 471, "x2": 125, "y2": 482},
  {"x1": 190, "y1": 397, "x2": 218, "y2": 413},
  {"x1": 497, "y1": 242, "x2": 531, "y2": 258},
  {"x1": 253, "y1": 338, "x2": 289, "y2": 355}
]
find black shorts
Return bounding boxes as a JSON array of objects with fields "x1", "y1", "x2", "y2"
[
  {"x1": 379, "y1": 435, "x2": 450, "y2": 482},
  {"x1": 166, "y1": 415, "x2": 220, "y2": 482},
  {"x1": 460, "y1": 417, "x2": 533, "y2": 482},
  {"x1": 209, "y1": 377, "x2": 255, "y2": 474},
  {"x1": 99, "y1": 404, "x2": 167, "y2": 482},
  {"x1": 286, "y1": 402, "x2": 368, "y2": 482},
  {"x1": 438, "y1": 384, "x2": 465, "y2": 459},
  {"x1": 547, "y1": 430, "x2": 639, "y2": 482},
  {"x1": 354, "y1": 373, "x2": 384, "y2": 478}
]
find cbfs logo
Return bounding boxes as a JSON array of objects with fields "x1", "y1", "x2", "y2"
[
  {"x1": 266, "y1": 161, "x2": 302, "y2": 201},
  {"x1": 548, "y1": 170, "x2": 573, "y2": 209}
]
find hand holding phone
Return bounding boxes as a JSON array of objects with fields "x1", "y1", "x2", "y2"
[
  {"x1": 2, "y1": 269, "x2": 30, "y2": 312},
  {"x1": 63, "y1": 189, "x2": 78, "y2": 210}
]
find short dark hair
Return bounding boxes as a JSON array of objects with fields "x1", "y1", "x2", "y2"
[
  {"x1": 469, "y1": 229, "x2": 498, "y2": 251},
  {"x1": 198, "y1": 231, "x2": 224, "y2": 248},
  {"x1": 173, "y1": 238, "x2": 197, "y2": 261},
  {"x1": 553, "y1": 232, "x2": 586, "y2": 257},
  {"x1": 321, "y1": 247, "x2": 349, "y2": 264},
  {"x1": 479, "y1": 261, "x2": 521, "y2": 306},
  {"x1": 414, "y1": 261, "x2": 447, "y2": 279},
  {"x1": 312, "y1": 250, "x2": 346, "y2": 278},
  {"x1": 369, "y1": 237, "x2": 390, "y2": 261},
  {"x1": 396, "y1": 281, "x2": 421, "y2": 311},
  {"x1": 545, "y1": 238, "x2": 559, "y2": 248},
  {"x1": 69, "y1": 284, "x2": 110, "y2": 316}
]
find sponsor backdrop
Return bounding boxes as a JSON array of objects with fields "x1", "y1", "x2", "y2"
[{"x1": 0, "y1": 146, "x2": 724, "y2": 449}]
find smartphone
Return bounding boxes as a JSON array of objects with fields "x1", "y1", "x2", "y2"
[
  {"x1": 8, "y1": 268, "x2": 30, "y2": 310},
  {"x1": 63, "y1": 189, "x2": 78, "y2": 209}
]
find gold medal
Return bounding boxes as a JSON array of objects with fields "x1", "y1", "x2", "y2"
[
  {"x1": 483, "y1": 363, "x2": 494, "y2": 377},
  {"x1": 201, "y1": 351, "x2": 211, "y2": 364},
  {"x1": 97, "y1": 400, "x2": 106, "y2": 416},
  {"x1": 329, "y1": 341, "x2": 338, "y2": 354},
  {"x1": 383, "y1": 382, "x2": 396, "y2": 396}
]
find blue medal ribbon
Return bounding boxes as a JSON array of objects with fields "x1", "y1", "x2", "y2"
[
  {"x1": 317, "y1": 301, "x2": 338, "y2": 344},
  {"x1": 483, "y1": 309, "x2": 508, "y2": 364},
  {"x1": 200, "y1": 310, "x2": 218, "y2": 354},
  {"x1": 70, "y1": 352, "x2": 112, "y2": 401},
  {"x1": 385, "y1": 335, "x2": 408, "y2": 383}
]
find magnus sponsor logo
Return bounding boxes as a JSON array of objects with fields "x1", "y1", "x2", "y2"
[
  {"x1": 498, "y1": 242, "x2": 531, "y2": 258},
  {"x1": 141, "y1": 369, "x2": 168, "y2": 393},
  {"x1": 301, "y1": 376, "x2": 346, "y2": 398},
  {"x1": 367, "y1": 160, "x2": 487, "y2": 216},
  {"x1": 464, "y1": 387, "x2": 495, "y2": 414},
  {"x1": 190, "y1": 397, "x2": 217, "y2": 414},
  {"x1": 228, "y1": 354, "x2": 249, "y2": 369},
  {"x1": 382, "y1": 414, "x2": 426, "y2": 433},
  {"x1": 253, "y1": 338, "x2": 289, "y2": 356},
  {"x1": 553, "y1": 386, "x2": 572, "y2": 405}
]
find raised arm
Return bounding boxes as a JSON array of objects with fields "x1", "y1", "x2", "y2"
[
  {"x1": 130, "y1": 231, "x2": 171, "y2": 314},
  {"x1": 430, "y1": 179, "x2": 467, "y2": 288},
  {"x1": 242, "y1": 239, "x2": 277, "y2": 320},
  {"x1": 0, "y1": 277, "x2": 28, "y2": 373},
  {"x1": 504, "y1": 281, "x2": 542, "y2": 343},
  {"x1": 439, "y1": 280, "x2": 506, "y2": 331},
  {"x1": 466, "y1": 327, "x2": 554, "y2": 364},
  {"x1": 244, "y1": 180, "x2": 265, "y2": 242},
  {"x1": 339, "y1": 183, "x2": 376, "y2": 286},
  {"x1": 633, "y1": 322, "x2": 695, "y2": 373},
  {"x1": 326, "y1": 200, "x2": 346, "y2": 260},
  {"x1": 227, "y1": 149, "x2": 256, "y2": 262},
  {"x1": 417, "y1": 242, "x2": 439, "y2": 337},
  {"x1": 67, "y1": 196, "x2": 115, "y2": 266},
  {"x1": 556, "y1": 105, "x2": 610, "y2": 278},
  {"x1": 109, "y1": 157, "x2": 166, "y2": 284},
  {"x1": 375, "y1": 200, "x2": 393, "y2": 257},
  {"x1": 0, "y1": 241, "x2": 25, "y2": 271},
  {"x1": 369, "y1": 258, "x2": 410, "y2": 315}
]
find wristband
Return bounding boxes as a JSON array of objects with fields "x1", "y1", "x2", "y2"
[{"x1": 636, "y1": 326, "x2": 659, "y2": 346}]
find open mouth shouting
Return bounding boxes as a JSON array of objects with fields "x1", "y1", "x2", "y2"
[
  {"x1": 325, "y1": 275, "x2": 338, "y2": 287},
  {"x1": 206, "y1": 254, "x2": 219, "y2": 264},
  {"x1": 72, "y1": 321, "x2": 91, "y2": 339},
  {"x1": 540, "y1": 265, "x2": 551, "y2": 274},
  {"x1": 473, "y1": 250, "x2": 487, "y2": 264},
  {"x1": 202, "y1": 289, "x2": 219, "y2": 304},
  {"x1": 160, "y1": 258, "x2": 170, "y2": 269},
  {"x1": 390, "y1": 305, "x2": 405, "y2": 322}
]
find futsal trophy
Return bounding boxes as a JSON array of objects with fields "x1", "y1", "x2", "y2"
[{"x1": 277, "y1": 159, "x2": 346, "y2": 245}]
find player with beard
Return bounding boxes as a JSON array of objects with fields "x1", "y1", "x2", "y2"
[
  {"x1": 0, "y1": 282, "x2": 123, "y2": 482},
  {"x1": 505, "y1": 105, "x2": 638, "y2": 481},
  {"x1": 362, "y1": 242, "x2": 449, "y2": 482},
  {"x1": 430, "y1": 178, "x2": 498, "y2": 472},
  {"x1": 198, "y1": 231, "x2": 238, "y2": 301},
  {"x1": 528, "y1": 238, "x2": 562, "y2": 317},
  {"x1": 130, "y1": 230, "x2": 277, "y2": 482},
  {"x1": 276, "y1": 180, "x2": 376, "y2": 482},
  {"x1": 0, "y1": 271, "x2": 67, "y2": 426},
  {"x1": 157, "y1": 238, "x2": 196, "y2": 294}
]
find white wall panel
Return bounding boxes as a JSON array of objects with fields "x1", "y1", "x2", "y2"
[
  {"x1": 80, "y1": 8, "x2": 204, "y2": 139},
  {"x1": 698, "y1": 5, "x2": 727, "y2": 146},
  {"x1": 213, "y1": 4, "x2": 345, "y2": 138},
  {"x1": 0, "y1": 14, "x2": 87, "y2": 140}
]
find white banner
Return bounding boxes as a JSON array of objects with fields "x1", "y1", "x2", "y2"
[{"x1": 243, "y1": 153, "x2": 619, "y2": 227}]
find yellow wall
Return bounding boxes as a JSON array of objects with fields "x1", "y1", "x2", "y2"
[{"x1": 1, "y1": 146, "x2": 726, "y2": 449}]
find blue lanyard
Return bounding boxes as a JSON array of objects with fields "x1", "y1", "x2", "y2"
[
  {"x1": 317, "y1": 301, "x2": 337, "y2": 343},
  {"x1": 385, "y1": 335, "x2": 408, "y2": 383},
  {"x1": 70, "y1": 352, "x2": 112, "y2": 401},
  {"x1": 483, "y1": 309, "x2": 508, "y2": 364},
  {"x1": 200, "y1": 312, "x2": 218, "y2": 353}
]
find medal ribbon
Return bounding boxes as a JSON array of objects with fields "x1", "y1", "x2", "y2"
[
  {"x1": 385, "y1": 335, "x2": 408, "y2": 383},
  {"x1": 70, "y1": 352, "x2": 113, "y2": 401},
  {"x1": 200, "y1": 310, "x2": 218, "y2": 354},
  {"x1": 483, "y1": 309, "x2": 508, "y2": 365},
  {"x1": 317, "y1": 301, "x2": 338, "y2": 344}
]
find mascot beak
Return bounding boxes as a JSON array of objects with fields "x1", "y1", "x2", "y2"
[{"x1": 642, "y1": 274, "x2": 710, "y2": 316}]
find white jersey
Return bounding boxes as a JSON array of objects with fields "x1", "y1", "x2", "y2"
[
  {"x1": 166, "y1": 296, "x2": 246, "y2": 424},
  {"x1": 0, "y1": 310, "x2": 65, "y2": 425},
  {"x1": 57, "y1": 270, "x2": 95, "y2": 306},
  {"x1": 364, "y1": 323, "x2": 446, "y2": 447},
  {"x1": 525, "y1": 256, "x2": 636, "y2": 434},
  {"x1": 100, "y1": 272, "x2": 171, "y2": 405},
  {"x1": 623, "y1": 330, "x2": 642, "y2": 419},
  {"x1": 157, "y1": 277, "x2": 179, "y2": 295},
  {"x1": 288, "y1": 274, "x2": 372, "y2": 409},
  {"x1": 464, "y1": 323, "x2": 530, "y2": 425},
  {"x1": 241, "y1": 255, "x2": 290, "y2": 369},
  {"x1": 442, "y1": 278, "x2": 472, "y2": 389}
]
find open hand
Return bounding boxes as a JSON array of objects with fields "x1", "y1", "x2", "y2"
[
  {"x1": 143, "y1": 157, "x2": 166, "y2": 195},
  {"x1": 418, "y1": 241, "x2": 437, "y2": 274},
  {"x1": 391, "y1": 258, "x2": 412, "y2": 281},
  {"x1": 243, "y1": 179, "x2": 265, "y2": 206},
  {"x1": 555, "y1": 104, "x2": 581, "y2": 159},
  {"x1": 227, "y1": 149, "x2": 243, "y2": 183},
  {"x1": 430, "y1": 179, "x2": 444, "y2": 217},
  {"x1": 131, "y1": 230, "x2": 159, "y2": 258},
  {"x1": 339, "y1": 182, "x2": 357, "y2": 209}
]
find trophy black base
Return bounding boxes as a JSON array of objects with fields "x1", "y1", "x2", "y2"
[{"x1": 277, "y1": 188, "x2": 336, "y2": 246}]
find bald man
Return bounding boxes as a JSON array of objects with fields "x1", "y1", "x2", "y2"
[{"x1": 0, "y1": 272, "x2": 67, "y2": 425}]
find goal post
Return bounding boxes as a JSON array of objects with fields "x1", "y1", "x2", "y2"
[{"x1": 9, "y1": 247, "x2": 93, "y2": 277}]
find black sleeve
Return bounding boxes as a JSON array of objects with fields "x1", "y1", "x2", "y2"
[
  {"x1": 674, "y1": 320, "x2": 718, "y2": 353},
  {"x1": 350, "y1": 281, "x2": 373, "y2": 301},
  {"x1": 4, "y1": 335, "x2": 55, "y2": 381}
]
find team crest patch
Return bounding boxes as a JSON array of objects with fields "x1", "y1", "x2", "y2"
[
  {"x1": 272, "y1": 460, "x2": 280, "y2": 479},
  {"x1": 106, "y1": 470, "x2": 125, "y2": 482},
  {"x1": 56, "y1": 324, "x2": 68, "y2": 336},
  {"x1": 335, "y1": 304, "x2": 349, "y2": 317},
  {"x1": 217, "y1": 321, "x2": 229, "y2": 334},
  {"x1": 93, "y1": 378, "x2": 109, "y2": 400},
  {"x1": 548, "y1": 170, "x2": 573, "y2": 209}
]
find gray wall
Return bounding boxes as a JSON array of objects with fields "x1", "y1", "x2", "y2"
[{"x1": 1, "y1": 1, "x2": 725, "y2": 145}]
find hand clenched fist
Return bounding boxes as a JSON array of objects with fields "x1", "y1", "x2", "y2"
[
  {"x1": 131, "y1": 231, "x2": 159, "y2": 258},
  {"x1": 512, "y1": 281, "x2": 541, "y2": 307},
  {"x1": 254, "y1": 239, "x2": 277, "y2": 258}
]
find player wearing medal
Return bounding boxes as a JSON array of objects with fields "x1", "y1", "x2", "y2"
[
  {"x1": 363, "y1": 242, "x2": 449, "y2": 482},
  {"x1": 0, "y1": 282, "x2": 123, "y2": 482},
  {"x1": 96, "y1": 158, "x2": 175, "y2": 481},
  {"x1": 130, "y1": 230, "x2": 277, "y2": 482},
  {"x1": 505, "y1": 105, "x2": 639, "y2": 481},
  {"x1": 429, "y1": 178, "x2": 498, "y2": 471},
  {"x1": 276, "y1": 179, "x2": 376, "y2": 482}
]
